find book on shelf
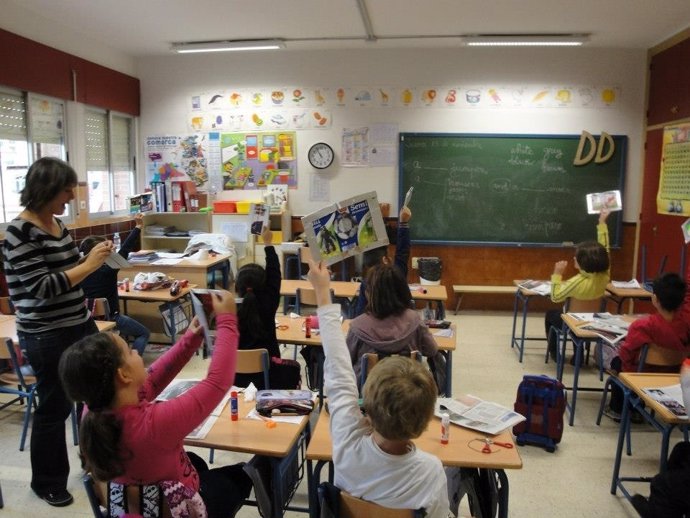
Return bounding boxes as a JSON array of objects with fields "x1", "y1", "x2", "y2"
[
  {"x1": 171, "y1": 182, "x2": 184, "y2": 213},
  {"x1": 301, "y1": 191, "x2": 388, "y2": 266},
  {"x1": 517, "y1": 280, "x2": 551, "y2": 295},
  {"x1": 642, "y1": 384, "x2": 688, "y2": 418},
  {"x1": 435, "y1": 394, "x2": 525, "y2": 436},
  {"x1": 128, "y1": 192, "x2": 154, "y2": 214}
]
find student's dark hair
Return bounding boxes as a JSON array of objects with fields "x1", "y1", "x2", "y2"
[
  {"x1": 58, "y1": 332, "x2": 127, "y2": 481},
  {"x1": 79, "y1": 235, "x2": 106, "y2": 256},
  {"x1": 236, "y1": 263, "x2": 269, "y2": 342},
  {"x1": 653, "y1": 272, "x2": 686, "y2": 311},
  {"x1": 362, "y1": 246, "x2": 388, "y2": 270},
  {"x1": 575, "y1": 240, "x2": 609, "y2": 273},
  {"x1": 365, "y1": 263, "x2": 411, "y2": 319},
  {"x1": 20, "y1": 157, "x2": 78, "y2": 212}
]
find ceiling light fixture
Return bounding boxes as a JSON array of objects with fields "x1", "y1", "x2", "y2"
[
  {"x1": 464, "y1": 34, "x2": 589, "y2": 47},
  {"x1": 171, "y1": 39, "x2": 285, "y2": 54}
]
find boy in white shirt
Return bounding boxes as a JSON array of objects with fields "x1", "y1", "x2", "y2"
[{"x1": 306, "y1": 257, "x2": 453, "y2": 518}]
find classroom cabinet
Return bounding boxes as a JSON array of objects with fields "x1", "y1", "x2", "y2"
[
  {"x1": 141, "y1": 212, "x2": 212, "y2": 253},
  {"x1": 647, "y1": 38, "x2": 690, "y2": 126}
]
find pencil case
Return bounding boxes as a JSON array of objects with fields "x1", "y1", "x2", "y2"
[{"x1": 255, "y1": 390, "x2": 315, "y2": 417}]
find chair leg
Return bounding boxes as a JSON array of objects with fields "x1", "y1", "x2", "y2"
[
  {"x1": 71, "y1": 405, "x2": 79, "y2": 446},
  {"x1": 596, "y1": 377, "x2": 613, "y2": 425},
  {"x1": 19, "y1": 393, "x2": 36, "y2": 451}
]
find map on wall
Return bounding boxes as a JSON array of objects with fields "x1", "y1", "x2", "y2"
[
  {"x1": 657, "y1": 123, "x2": 690, "y2": 216},
  {"x1": 145, "y1": 135, "x2": 209, "y2": 189},
  {"x1": 219, "y1": 131, "x2": 298, "y2": 189}
]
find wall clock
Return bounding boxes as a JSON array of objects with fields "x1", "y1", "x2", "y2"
[{"x1": 308, "y1": 142, "x2": 334, "y2": 169}]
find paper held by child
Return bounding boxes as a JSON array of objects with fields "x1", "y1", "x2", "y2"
[
  {"x1": 586, "y1": 190, "x2": 622, "y2": 214},
  {"x1": 435, "y1": 395, "x2": 525, "y2": 436},
  {"x1": 249, "y1": 202, "x2": 270, "y2": 235}
]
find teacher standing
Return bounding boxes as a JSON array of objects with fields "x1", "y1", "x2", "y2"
[{"x1": 2, "y1": 157, "x2": 112, "y2": 507}]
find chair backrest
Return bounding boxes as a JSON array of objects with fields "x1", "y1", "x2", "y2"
[
  {"x1": 86, "y1": 297, "x2": 111, "y2": 321},
  {"x1": 639, "y1": 343, "x2": 690, "y2": 371},
  {"x1": 318, "y1": 481, "x2": 421, "y2": 518},
  {"x1": 0, "y1": 337, "x2": 34, "y2": 390},
  {"x1": 565, "y1": 297, "x2": 605, "y2": 313},
  {"x1": 0, "y1": 297, "x2": 15, "y2": 315},
  {"x1": 236, "y1": 348, "x2": 270, "y2": 389},
  {"x1": 359, "y1": 350, "x2": 423, "y2": 394},
  {"x1": 83, "y1": 473, "x2": 207, "y2": 518},
  {"x1": 295, "y1": 288, "x2": 333, "y2": 314}
]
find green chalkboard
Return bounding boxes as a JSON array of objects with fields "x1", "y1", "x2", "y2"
[{"x1": 399, "y1": 133, "x2": 626, "y2": 246}]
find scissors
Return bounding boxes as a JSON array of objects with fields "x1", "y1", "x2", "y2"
[{"x1": 480, "y1": 438, "x2": 513, "y2": 453}]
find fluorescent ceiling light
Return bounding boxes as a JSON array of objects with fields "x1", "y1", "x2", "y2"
[
  {"x1": 464, "y1": 34, "x2": 589, "y2": 47},
  {"x1": 172, "y1": 39, "x2": 285, "y2": 53}
]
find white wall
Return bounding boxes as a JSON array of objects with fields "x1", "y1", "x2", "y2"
[{"x1": 136, "y1": 47, "x2": 646, "y2": 221}]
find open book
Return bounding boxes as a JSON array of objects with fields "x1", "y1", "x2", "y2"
[
  {"x1": 579, "y1": 312, "x2": 630, "y2": 346},
  {"x1": 643, "y1": 384, "x2": 688, "y2": 419},
  {"x1": 435, "y1": 395, "x2": 525, "y2": 436},
  {"x1": 301, "y1": 191, "x2": 388, "y2": 266},
  {"x1": 517, "y1": 280, "x2": 551, "y2": 296},
  {"x1": 586, "y1": 189, "x2": 622, "y2": 214}
]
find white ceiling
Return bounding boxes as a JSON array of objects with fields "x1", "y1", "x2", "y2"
[{"x1": 4, "y1": 0, "x2": 690, "y2": 57}]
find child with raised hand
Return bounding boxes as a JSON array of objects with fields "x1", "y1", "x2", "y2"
[
  {"x1": 545, "y1": 209, "x2": 611, "y2": 361},
  {"x1": 306, "y1": 256, "x2": 453, "y2": 517},
  {"x1": 58, "y1": 290, "x2": 252, "y2": 518},
  {"x1": 351, "y1": 205, "x2": 411, "y2": 318}
]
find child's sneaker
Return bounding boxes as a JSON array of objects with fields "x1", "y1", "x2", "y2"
[{"x1": 603, "y1": 406, "x2": 622, "y2": 423}]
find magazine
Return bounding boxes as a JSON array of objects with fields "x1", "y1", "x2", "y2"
[
  {"x1": 611, "y1": 279, "x2": 641, "y2": 289},
  {"x1": 249, "y1": 202, "x2": 270, "y2": 235},
  {"x1": 190, "y1": 289, "x2": 243, "y2": 347},
  {"x1": 301, "y1": 191, "x2": 388, "y2": 266},
  {"x1": 580, "y1": 313, "x2": 629, "y2": 346},
  {"x1": 586, "y1": 190, "x2": 622, "y2": 214},
  {"x1": 435, "y1": 395, "x2": 525, "y2": 436},
  {"x1": 643, "y1": 384, "x2": 688, "y2": 419},
  {"x1": 156, "y1": 379, "x2": 239, "y2": 439},
  {"x1": 104, "y1": 251, "x2": 130, "y2": 269},
  {"x1": 517, "y1": 280, "x2": 551, "y2": 296},
  {"x1": 128, "y1": 192, "x2": 155, "y2": 214}
]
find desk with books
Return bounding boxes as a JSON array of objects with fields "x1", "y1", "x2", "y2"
[
  {"x1": 611, "y1": 373, "x2": 690, "y2": 502},
  {"x1": 306, "y1": 409, "x2": 522, "y2": 518},
  {"x1": 0, "y1": 315, "x2": 115, "y2": 344},
  {"x1": 605, "y1": 282, "x2": 652, "y2": 313},
  {"x1": 275, "y1": 315, "x2": 457, "y2": 397},
  {"x1": 184, "y1": 398, "x2": 310, "y2": 518}
]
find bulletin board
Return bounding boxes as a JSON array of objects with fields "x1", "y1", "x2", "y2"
[{"x1": 657, "y1": 123, "x2": 690, "y2": 215}]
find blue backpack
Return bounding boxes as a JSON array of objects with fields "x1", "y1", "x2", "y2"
[{"x1": 513, "y1": 374, "x2": 566, "y2": 452}]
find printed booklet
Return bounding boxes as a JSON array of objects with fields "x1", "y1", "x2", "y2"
[
  {"x1": 435, "y1": 395, "x2": 525, "y2": 436},
  {"x1": 301, "y1": 191, "x2": 388, "y2": 266},
  {"x1": 249, "y1": 202, "x2": 270, "y2": 235},
  {"x1": 517, "y1": 280, "x2": 551, "y2": 296},
  {"x1": 643, "y1": 384, "x2": 688, "y2": 419},
  {"x1": 586, "y1": 190, "x2": 622, "y2": 214}
]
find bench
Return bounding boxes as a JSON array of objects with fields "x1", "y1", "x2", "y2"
[{"x1": 453, "y1": 285, "x2": 516, "y2": 314}]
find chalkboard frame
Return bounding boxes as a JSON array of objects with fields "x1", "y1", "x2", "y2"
[{"x1": 399, "y1": 132, "x2": 626, "y2": 248}]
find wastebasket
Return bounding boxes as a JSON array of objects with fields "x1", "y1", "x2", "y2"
[{"x1": 418, "y1": 257, "x2": 442, "y2": 286}]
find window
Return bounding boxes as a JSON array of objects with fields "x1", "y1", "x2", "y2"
[
  {"x1": 85, "y1": 109, "x2": 134, "y2": 215},
  {"x1": 0, "y1": 89, "x2": 67, "y2": 224}
]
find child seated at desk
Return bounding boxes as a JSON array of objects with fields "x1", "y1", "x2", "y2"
[
  {"x1": 545, "y1": 210, "x2": 611, "y2": 361},
  {"x1": 79, "y1": 213, "x2": 150, "y2": 356},
  {"x1": 351, "y1": 206, "x2": 411, "y2": 318},
  {"x1": 306, "y1": 256, "x2": 453, "y2": 517},
  {"x1": 604, "y1": 267, "x2": 690, "y2": 421},
  {"x1": 58, "y1": 290, "x2": 252, "y2": 518},
  {"x1": 234, "y1": 226, "x2": 300, "y2": 389}
]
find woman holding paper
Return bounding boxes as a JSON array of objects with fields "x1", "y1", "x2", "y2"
[{"x1": 2, "y1": 157, "x2": 111, "y2": 507}]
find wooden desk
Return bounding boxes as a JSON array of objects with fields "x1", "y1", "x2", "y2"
[
  {"x1": 119, "y1": 285, "x2": 196, "y2": 343},
  {"x1": 275, "y1": 316, "x2": 457, "y2": 396},
  {"x1": 453, "y1": 284, "x2": 516, "y2": 314},
  {"x1": 0, "y1": 316, "x2": 115, "y2": 344},
  {"x1": 410, "y1": 284, "x2": 448, "y2": 319},
  {"x1": 306, "y1": 410, "x2": 522, "y2": 518},
  {"x1": 280, "y1": 279, "x2": 360, "y2": 317},
  {"x1": 605, "y1": 283, "x2": 652, "y2": 313},
  {"x1": 611, "y1": 373, "x2": 690, "y2": 501},
  {"x1": 185, "y1": 398, "x2": 310, "y2": 518},
  {"x1": 509, "y1": 280, "x2": 552, "y2": 363}
]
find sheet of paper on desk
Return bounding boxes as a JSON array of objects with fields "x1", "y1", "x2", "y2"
[
  {"x1": 152, "y1": 258, "x2": 184, "y2": 265},
  {"x1": 611, "y1": 279, "x2": 641, "y2": 289},
  {"x1": 517, "y1": 280, "x2": 551, "y2": 295},
  {"x1": 436, "y1": 395, "x2": 525, "y2": 436},
  {"x1": 156, "y1": 252, "x2": 186, "y2": 259},
  {"x1": 643, "y1": 384, "x2": 688, "y2": 419},
  {"x1": 433, "y1": 328, "x2": 453, "y2": 337}
]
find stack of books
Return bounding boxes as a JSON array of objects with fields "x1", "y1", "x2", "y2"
[
  {"x1": 127, "y1": 251, "x2": 160, "y2": 264},
  {"x1": 146, "y1": 225, "x2": 175, "y2": 236}
]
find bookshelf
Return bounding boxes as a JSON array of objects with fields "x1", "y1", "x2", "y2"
[{"x1": 141, "y1": 212, "x2": 212, "y2": 252}]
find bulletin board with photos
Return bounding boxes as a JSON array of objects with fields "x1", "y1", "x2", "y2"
[{"x1": 657, "y1": 123, "x2": 690, "y2": 216}]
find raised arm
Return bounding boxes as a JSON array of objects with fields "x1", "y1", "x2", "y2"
[
  {"x1": 119, "y1": 213, "x2": 143, "y2": 258},
  {"x1": 394, "y1": 207, "x2": 411, "y2": 278},
  {"x1": 261, "y1": 227, "x2": 282, "y2": 310}
]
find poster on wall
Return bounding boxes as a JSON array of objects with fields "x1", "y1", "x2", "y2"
[
  {"x1": 145, "y1": 135, "x2": 209, "y2": 189},
  {"x1": 657, "y1": 123, "x2": 690, "y2": 216},
  {"x1": 219, "y1": 131, "x2": 298, "y2": 189}
]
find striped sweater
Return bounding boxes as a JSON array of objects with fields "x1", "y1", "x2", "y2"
[{"x1": 2, "y1": 217, "x2": 88, "y2": 333}]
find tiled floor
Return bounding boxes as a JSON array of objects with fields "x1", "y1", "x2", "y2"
[{"x1": 0, "y1": 310, "x2": 675, "y2": 517}]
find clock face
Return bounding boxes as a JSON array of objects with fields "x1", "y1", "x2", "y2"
[{"x1": 308, "y1": 143, "x2": 334, "y2": 169}]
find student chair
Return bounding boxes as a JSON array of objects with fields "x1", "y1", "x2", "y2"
[
  {"x1": 82, "y1": 472, "x2": 210, "y2": 518},
  {"x1": 0, "y1": 337, "x2": 79, "y2": 450},
  {"x1": 294, "y1": 287, "x2": 334, "y2": 315},
  {"x1": 209, "y1": 348, "x2": 270, "y2": 465},
  {"x1": 86, "y1": 297, "x2": 111, "y2": 320},
  {"x1": 358, "y1": 350, "x2": 423, "y2": 396},
  {"x1": 317, "y1": 481, "x2": 424, "y2": 518},
  {"x1": 0, "y1": 296, "x2": 15, "y2": 315},
  {"x1": 546, "y1": 297, "x2": 606, "y2": 380}
]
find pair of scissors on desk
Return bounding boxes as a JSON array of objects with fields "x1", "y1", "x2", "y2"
[{"x1": 480, "y1": 437, "x2": 513, "y2": 454}]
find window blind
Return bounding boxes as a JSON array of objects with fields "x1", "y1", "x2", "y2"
[
  {"x1": 85, "y1": 109, "x2": 108, "y2": 170},
  {"x1": 0, "y1": 91, "x2": 27, "y2": 141},
  {"x1": 111, "y1": 115, "x2": 131, "y2": 171}
]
